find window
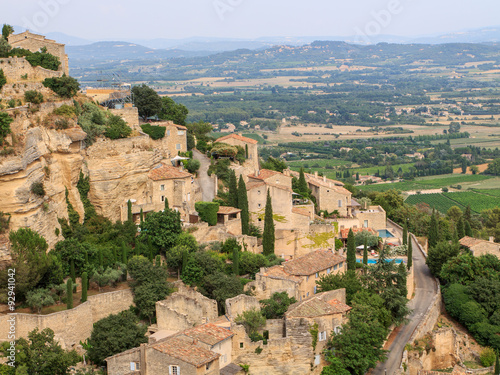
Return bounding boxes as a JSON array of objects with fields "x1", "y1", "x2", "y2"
[
  {"x1": 160, "y1": 185, "x2": 165, "y2": 191},
  {"x1": 314, "y1": 285, "x2": 317, "y2": 294},
  {"x1": 169, "y1": 365, "x2": 180, "y2": 375},
  {"x1": 334, "y1": 326, "x2": 342, "y2": 334},
  {"x1": 327, "y1": 267, "x2": 331, "y2": 274},
  {"x1": 223, "y1": 354, "x2": 227, "y2": 363},
  {"x1": 306, "y1": 276, "x2": 309, "y2": 281},
  {"x1": 314, "y1": 354, "x2": 321, "y2": 366},
  {"x1": 339, "y1": 262, "x2": 343, "y2": 268},
  {"x1": 258, "y1": 204, "x2": 261, "y2": 208},
  {"x1": 130, "y1": 362, "x2": 140, "y2": 371},
  {"x1": 338, "y1": 200, "x2": 342, "y2": 207},
  {"x1": 176, "y1": 144, "x2": 181, "y2": 150},
  {"x1": 161, "y1": 196, "x2": 165, "y2": 202},
  {"x1": 315, "y1": 272, "x2": 319, "y2": 278},
  {"x1": 240, "y1": 342, "x2": 244, "y2": 348},
  {"x1": 178, "y1": 130, "x2": 185, "y2": 135},
  {"x1": 318, "y1": 331, "x2": 327, "y2": 341},
  {"x1": 327, "y1": 190, "x2": 330, "y2": 193},
  {"x1": 258, "y1": 190, "x2": 261, "y2": 195},
  {"x1": 167, "y1": 130, "x2": 171, "y2": 136},
  {"x1": 364, "y1": 220, "x2": 368, "y2": 228},
  {"x1": 206, "y1": 361, "x2": 212, "y2": 370},
  {"x1": 334, "y1": 264, "x2": 338, "y2": 271},
  {"x1": 306, "y1": 292, "x2": 309, "y2": 297},
  {"x1": 187, "y1": 193, "x2": 190, "y2": 202}
]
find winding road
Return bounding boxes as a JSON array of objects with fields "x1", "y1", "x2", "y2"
[
  {"x1": 372, "y1": 221, "x2": 437, "y2": 375},
  {"x1": 192, "y1": 149, "x2": 216, "y2": 202}
]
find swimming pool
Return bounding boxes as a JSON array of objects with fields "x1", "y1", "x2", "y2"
[
  {"x1": 378, "y1": 229, "x2": 395, "y2": 238},
  {"x1": 357, "y1": 259, "x2": 404, "y2": 264}
]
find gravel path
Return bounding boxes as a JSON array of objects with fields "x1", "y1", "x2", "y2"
[{"x1": 192, "y1": 149, "x2": 215, "y2": 202}]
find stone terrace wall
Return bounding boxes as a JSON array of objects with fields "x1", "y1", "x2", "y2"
[
  {"x1": 0, "y1": 58, "x2": 62, "y2": 83},
  {"x1": 0, "y1": 289, "x2": 133, "y2": 350},
  {"x1": 225, "y1": 294, "x2": 261, "y2": 320}
]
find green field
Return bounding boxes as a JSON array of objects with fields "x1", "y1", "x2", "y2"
[
  {"x1": 288, "y1": 159, "x2": 353, "y2": 169},
  {"x1": 405, "y1": 190, "x2": 500, "y2": 214},
  {"x1": 359, "y1": 174, "x2": 495, "y2": 193},
  {"x1": 405, "y1": 194, "x2": 467, "y2": 213}
]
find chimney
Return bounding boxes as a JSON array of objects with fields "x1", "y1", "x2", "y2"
[
  {"x1": 489, "y1": 236, "x2": 495, "y2": 242},
  {"x1": 255, "y1": 169, "x2": 260, "y2": 177},
  {"x1": 140, "y1": 343, "x2": 147, "y2": 375},
  {"x1": 314, "y1": 171, "x2": 318, "y2": 178},
  {"x1": 323, "y1": 175, "x2": 327, "y2": 183},
  {"x1": 338, "y1": 248, "x2": 344, "y2": 257}
]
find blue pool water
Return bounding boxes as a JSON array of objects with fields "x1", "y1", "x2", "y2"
[
  {"x1": 357, "y1": 259, "x2": 404, "y2": 264},
  {"x1": 378, "y1": 229, "x2": 395, "y2": 238}
]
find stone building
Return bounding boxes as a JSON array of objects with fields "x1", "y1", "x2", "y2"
[
  {"x1": 216, "y1": 134, "x2": 259, "y2": 173},
  {"x1": 459, "y1": 236, "x2": 500, "y2": 259},
  {"x1": 307, "y1": 173, "x2": 352, "y2": 217},
  {"x1": 247, "y1": 249, "x2": 346, "y2": 301},
  {"x1": 8, "y1": 31, "x2": 69, "y2": 75},
  {"x1": 155, "y1": 121, "x2": 188, "y2": 157}
]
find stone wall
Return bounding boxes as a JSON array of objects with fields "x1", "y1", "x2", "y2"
[
  {"x1": 0, "y1": 289, "x2": 133, "y2": 350},
  {"x1": 156, "y1": 286, "x2": 218, "y2": 331},
  {"x1": 108, "y1": 107, "x2": 139, "y2": 129},
  {"x1": 0, "y1": 57, "x2": 62, "y2": 83},
  {"x1": 225, "y1": 294, "x2": 261, "y2": 320},
  {"x1": 190, "y1": 223, "x2": 261, "y2": 253}
]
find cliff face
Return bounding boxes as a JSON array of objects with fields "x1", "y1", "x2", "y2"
[{"x1": 0, "y1": 105, "x2": 170, "y2": 249}]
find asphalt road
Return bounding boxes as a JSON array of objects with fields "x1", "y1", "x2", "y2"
[
  {"x1": 372, "y1": 222, "x2": 437, "y2": 375},
  {"x1": 192, "y1": 149, "x2": 215, "y2": 202}
]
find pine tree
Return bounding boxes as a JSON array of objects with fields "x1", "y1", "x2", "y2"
[
  {"x1": 402, "y1": 222, "x2": 408, "y2": 246},
  {"x1": 428, "y1": 210, "x2": 439, "y2": 248},
  {"x1": 464, "y1": 220, "x2": 472, "y2": 237},
  {"x1": 70, "y1": 259, "x2": 76, "y2": 283},
  {"x1": 237, "y1": 175, "x2": 249, "y2": 235},
  {"x1": 233, "y1": 246, "x2": 240, "y2": 275},
  {"x1": 363, "y1": 238, "x2": 368, "y2": 265},
  {"x1": 228, "y1": 170, "x2": 238, "y2": 208},
  {"x1": 407, "y1": 234, "x2": 413, "y2": 271},
  {"x1": 297, "y1": 168, "x2": 308, "y2": 196},
  {"x1": 347, "y1": 229, "x2": 356, "y2": 271},
  {"x1": 127, "y1": 199, "x2": 133, "y2": 222},
  {"x1": 456, "y1": 217, "x2": 465, "y2": 239},
  {"x1": 81, "y1": 272, "x2": 88, "y2": 303},
  {"x1": 66, "y1": 279, "x2": 73, "y2": 309},
  {"x1": 262, "y1": 190, "x2": 275, "y2": 256}
]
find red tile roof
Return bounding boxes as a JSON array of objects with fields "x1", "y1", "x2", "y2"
[
  {"x1": 153, "y1": 336, "x2": 219, "y2": 367},
  {"x1": 284, "y1": 250, "x2": 346, "y2": 276},
  {"x1": 262, "y1": 265, "x2": 301, "y2": 283},
  {"x1": 248, "y1": 169, "x2": 282, "y2": 180},
  {"x1": 218, "y1": 206, "x2": 241, "y2": 215},
  {"x1": 217, "y1": 133, "x2": 258, "y2": 145},
  {"x1": 286, "y1": 296, "x2": 351, "y2": 318},
  {"x1": 327, "y1": 299, "x2": 352, "y2": 313},
  {"x1": 148, "y1": 165, "x2": 192, "y2": 181},
  {"x1": 179, "y1": 323, "x2": 234, "y2": 346},
  {"x1": 340, "y1": 227, "x2": 377, "y2": 239}
]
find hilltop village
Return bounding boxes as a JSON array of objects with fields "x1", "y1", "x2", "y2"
[{"x1": 0, "y1": 31, "x2": 499, "y2": 375}]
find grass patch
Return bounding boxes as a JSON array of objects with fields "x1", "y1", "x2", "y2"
[{"x1": 406, "y1": 194, "x2": 466, "y2": 214}]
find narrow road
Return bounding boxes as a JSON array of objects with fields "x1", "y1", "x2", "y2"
[
  {"x1": 192, "y1": 149, "x2": 215, "y2": 202},
  {"x1": 372, "y1": 222, "x2": 437, "y2": 375}
]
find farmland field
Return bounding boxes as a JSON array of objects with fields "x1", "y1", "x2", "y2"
[
  {"x1": 473, "y1": 188, "x2": 500, "y2": 197},
  {"x1": 443, "y1": 192, "x2": 500, "y2": 213},
  {"x1": 288, "y1": 159, "x2": 354, "y2": 169},
  {"x1": 405, "y1": 194, "x2": 466, "y2": 213}
]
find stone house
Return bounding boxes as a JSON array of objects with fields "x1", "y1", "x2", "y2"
[
  {"x1": 216, "y1": 134, "x2": 259, "y2": 172},
  {"x1": 156, "y1": 121, "x2": 188, "y2": 157},
  {"x1": 217, "y1": 206, "x2": 242, "y2": 236},
  {"x1": 459, "y1": 236, "x2": 500, "y2": 259},
  {"x1": 339, "y1": 227, "x2": 378, "y2": 245},
  {"x1": 247, "y1": 249, "x2": 346, "y2": 301},
  {"x1": 246, "y1": 169, "x2": 313, "y2": 231},
  {"x1": 351, "y1": 205, "x2": 387, "y2": 231},
  {"x1": 8, "y1": 31, "x2": 69, "y2": 75},
  {"x1": 107, "y1": 321, "x2": 237, "y2": 375}
]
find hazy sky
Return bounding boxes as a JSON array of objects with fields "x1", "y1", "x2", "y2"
[{"x1": 2, "y1": 0, "x2": 500, "y2": 41}]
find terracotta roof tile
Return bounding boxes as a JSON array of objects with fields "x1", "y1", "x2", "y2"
[
  {"x1": 217, "y1": 134, "x2": 258, "y2": 144},
  {"x1": 153, "y1": 336, "x2": 219, "y2": 367},
  {"x1": 218, "y1": 206, "x2": 241, "y2": 215},
  {"x1": 154, "y1": 121, "x2": 188, "y2": 130},
  {"x1": 340, "y1": 227, "x2": 377, "y2": 239},
  {"x1": 148, "y1": 164, "x2": 192, "y2": 181},
  {"x1": 179, "y1": 323, "x2": 234, "y2": 346},
  {"x1": 292, "y1": 207, "x2": 311, "y2": 217},
  {"x1": 262, "y1": 265, "x2": 301, "y2": 283},
  {"x1": 327, "y1": 299, "x2": 352, "y2": 313},
  {"x1": 246, "y1": 180, "x2": 266, "y2": 191},
  {"x1": 284, "y1": 250, "x2": 346, "y2": 276},
  {"x1": 248, "y1": 169, "x2": 282, "y2": 180},
  {"x1": 286, "y1": 296, "x2": 351, "y2": 318}
]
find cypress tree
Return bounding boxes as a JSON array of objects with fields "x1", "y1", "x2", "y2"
[
  {"x1": 66, "y1": 279, "x2": 73, "y2": 309},
  {"x1": 407, "y1": 234, "x2": 413, "y2": 270},
  {"x1": 70, "y1": 259, "x2": 76, "y2": 283},
  {"x1": 262, "y1": 190, "x2": 275, "y2": 256},
  {"x1": 140, "y1": 208, "x2": 144, "y2": 224},
  {"x1": 464, "y1": 220, "x2": 472, "y2": 237},
  {"x1": 398, "y1": 261, "x2": 408, "y2": 298},
  {"x1": 112, "y1": 247, "x2": 117, "y2": 263},
  {"x1": 402, "y1": 222, "x2": 408, "y2": 246},
  {"x1": 297, "y1": 168, "x2": 308, "y2": 196},
  {"x1": 363, "y1": 238, "x2": 368, "y2": 266},
  {"x1": 237, "y1": 175, "x2": 249, "y2": 235},
  {"x1": 494, "y1": 353, "x2": 499, "y2": 375},
  {"x1": 81, "y1": 272, "x2": 88, "y2": 303},
  {"x1": 428, "y1": 210, "x2": 439, "y2": 248},
  {"x1": 164, "y1": 197, "x2": 169, "y2": 210},
  {"x1": 456, "y1": 217, "x2": 465, "y2": 240},
  {"x1": 233, "y1": 246, "x2": 240, "y2": 275},
  {"x1": 181, "y1": 250, "x2": 188, "y2": 277},
  {"x1": 245, "y1": 144, "x2": 249, "y2": 159},
  {"x1": 347, "y1": 229, "x2": 356, "y2": 271},
  {"x1": 464, "y1": 204, "x2": 472, "y2": 223},
  {"x1": 121, "y1": 241, "x2": 127, "y2": 264},
  {"x1": 228, "y1": 170, "x2": 238, "y2": 208},
  {"x1": 127, "y1": 199, "x2": 132, "y2": 222}
]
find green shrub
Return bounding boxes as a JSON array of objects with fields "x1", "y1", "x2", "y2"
[
  {"x1": 25, "y1": 49, "x2": 61, "y2": 71},
  {"x1": 104, "y1": 114, "x2": 132, "y2": 139},
  {"x1": 140, "y1": 124, "x2": 166, "y2": 140},
  {"x1": 0, "y1": 69, "x2": 6, "y2": 91},
  {"x1": 8, "y1": 47, "x2": 32, "y2": 58},
  {"x1": 31, "y1": 182, "x2": 45, "y2": 196},
  {"x1": 55, "y1": 118, "x2": 69, "y2": 130},
  {"x1": 183, "y1": 159, "x2": 200, "y2": 174},
  {"x1": 0, "y1": 111, "x2": 13, "y2": 144},
  {"x1": 479, "y1": 347, "x2": 496, "y2": 367},
  {"x1": 43, "y1": 75, "x2": 80, "y2": 98},
  {"x1": 24, "y1": 90, "x2": 44, "y2": 104},
  {"x1": 53, "y1": 104, "x2": 77, "y2": 117},
  {"x1": 195, "y1": 201, "x2": 220, "y2": 226}
]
